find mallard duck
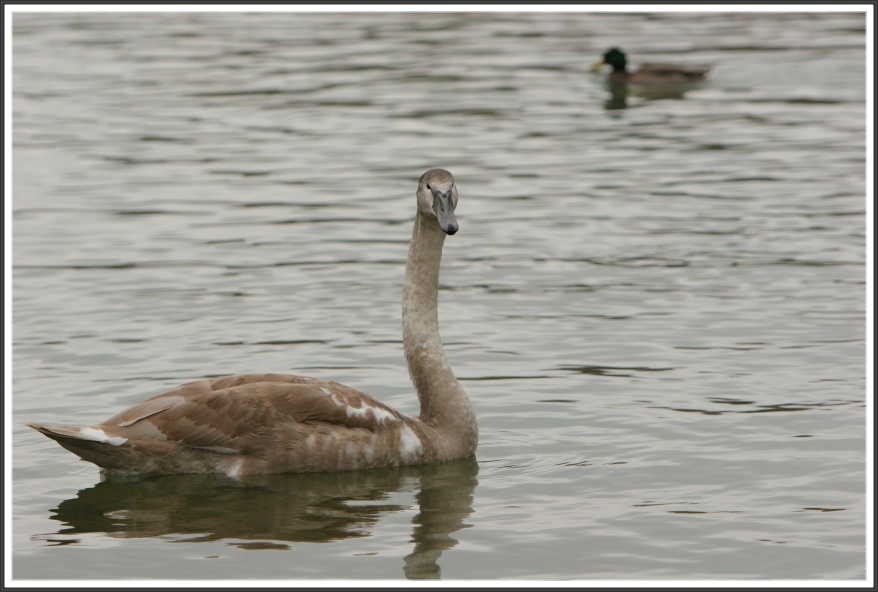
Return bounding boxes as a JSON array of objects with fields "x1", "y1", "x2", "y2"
[
  {"x1": 591, "y1": 47, "x2": 711, "y2": 85},
  {"x1": 29, "y1": 169, "x2": 478, "y2": 476}
]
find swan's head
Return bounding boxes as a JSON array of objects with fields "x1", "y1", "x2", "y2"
[{"x1": 417, "y1": 169, "x2": 459, "y2": 235}]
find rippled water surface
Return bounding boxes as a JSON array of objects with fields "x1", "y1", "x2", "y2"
[{"x1": 10, "y1": 10, "x2": 869, "y2": 582}]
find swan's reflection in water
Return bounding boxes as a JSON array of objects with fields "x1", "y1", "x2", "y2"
[{"x1": 47, "y1": 457, "x2": 479, "y2": 579}]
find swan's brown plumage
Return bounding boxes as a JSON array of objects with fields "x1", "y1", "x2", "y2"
[{"x1": 28, "y1": 169, "x2": 477, "y2": 475}]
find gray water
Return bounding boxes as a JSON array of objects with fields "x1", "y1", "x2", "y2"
[{"x1": 10, "y1": 10, "x2": 869, "y2": 583}]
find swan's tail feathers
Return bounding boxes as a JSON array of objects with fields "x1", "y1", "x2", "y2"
[{"x1": 27, "y1": 422, "x2": 130, "y2": 468}]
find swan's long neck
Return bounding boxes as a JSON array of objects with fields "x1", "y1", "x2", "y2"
[{"x1": 403, "y1": 213, "x2": 476, "y2": 443}]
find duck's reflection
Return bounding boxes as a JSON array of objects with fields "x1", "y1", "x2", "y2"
[
  {"x1": 46, "y1": 457, "x2": 479, "y2": 579},
  {"x1": 602, "y1": 80, "x2": 702, "y2": 110}
]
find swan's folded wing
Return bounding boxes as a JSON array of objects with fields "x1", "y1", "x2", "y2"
[{"x1": 98, "y1": 376, "x2": 408, "y2": 453}]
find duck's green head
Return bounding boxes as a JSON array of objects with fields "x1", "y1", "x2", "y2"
[{"x1": 602, "y1": 48, "x2": 628, "y2": 72}]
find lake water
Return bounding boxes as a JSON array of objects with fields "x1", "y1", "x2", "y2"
[{"x1": 9, "y1": 8, "x2": 870, "y2": 584}]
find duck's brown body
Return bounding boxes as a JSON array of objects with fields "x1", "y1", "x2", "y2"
[
  {"x1": 608, "y1": 63, "x2": 711, "y2": 85},
  {"x1": 29, "y1": 169, "x2": 477, "y2": 475},
  {"x1": 593, "y1": 47, "x2": 711, "y2": 85}
]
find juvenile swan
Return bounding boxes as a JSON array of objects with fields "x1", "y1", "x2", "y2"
[{"x1": 28, "y1": 169, "x2": 477, "y2": 475}]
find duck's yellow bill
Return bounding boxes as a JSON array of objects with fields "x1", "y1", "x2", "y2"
[{"x1": 590, "y1": 60, "x2": 605, "y2": 72}]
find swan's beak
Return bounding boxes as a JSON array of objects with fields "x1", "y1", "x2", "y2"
[
  {"x1": 432, "y1": 193, "x2": 459, "y2": 235},
  {"x1": 590, "y1": 59, "x2": 605, "y2": 72}
]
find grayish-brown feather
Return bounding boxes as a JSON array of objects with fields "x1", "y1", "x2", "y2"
[{"x1": 28, "y1": 169, "x2": 478, "y2": 475}]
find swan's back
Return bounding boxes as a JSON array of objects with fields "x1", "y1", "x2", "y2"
[{"x1": 29, "y1": 373, "x2": 439, "y2": 475}]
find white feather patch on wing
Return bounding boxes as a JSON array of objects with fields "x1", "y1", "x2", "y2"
[
  {"x1": 369, "y1": 406, "x2": 398, "y2": 424},
  {"x1": 226, "y1": 459, "x2": 244, "y2": 477},
  {"x1": 79, "y1": 427, "x2": 128, "y2": 446},
  {"x1": 398, "y1": 425, "x2": 423, "y2": 462},
  {"x1": 345, "y1": 404, "x2": 397, "y2": 424}
]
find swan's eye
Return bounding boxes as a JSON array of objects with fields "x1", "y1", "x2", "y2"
[{"x1": 426, "y1": 184, "x2": 432, "y2": 190}]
